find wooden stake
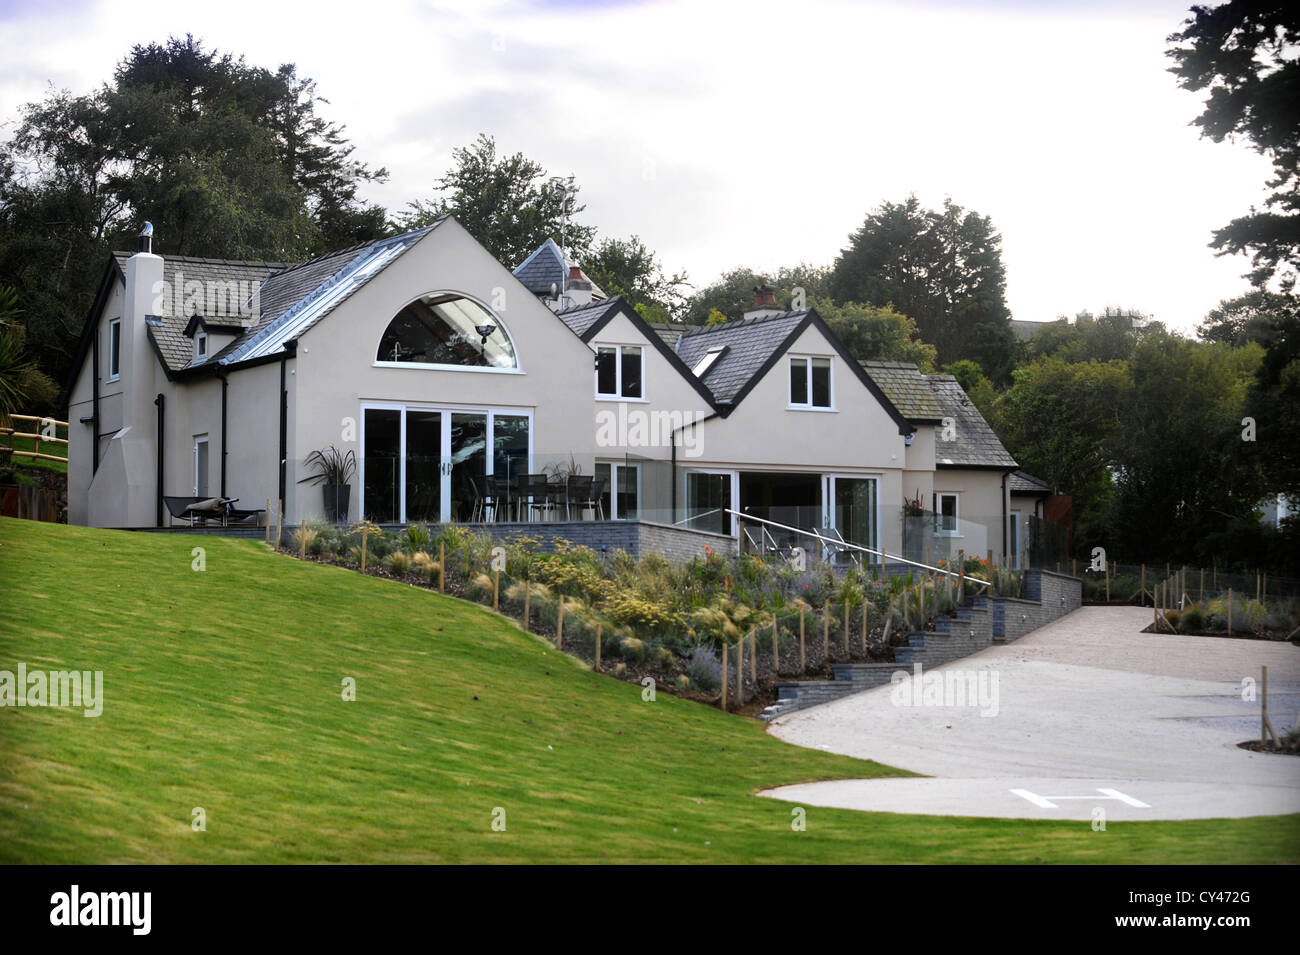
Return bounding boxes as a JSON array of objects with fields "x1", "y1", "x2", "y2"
[
  {"x1": 299, "y1": 520, "x2": 306, "y2": 559},
  {"x1": 1140, "y1": 564, "x2": 1145, "y2": 604},
  {"x1": 1072, "y1": 558, "x2": 1077, "y2": 577},
  {"x1": 556, "y1": 596, "x2": 565, "y2": 651},
  {"x1": 772, "y1": 618, "x2": 779, "y2": 675},
  {"x1": 276, "y1": 499, "x2": 284, "y2": 550},
  {"x1": 493, "y1": 569, "x2": 499, "y2": 612},
  {"x1": 438, "y1": 541, "x2": 445, "y2": 593},
  {"x1": 861, "y1": 600, "x2": 868, "y2": 654},
  {"x1": 749, "y1": 632, "x2": 756, "y2": 684},
  {"x1": 842, "y1": 600, "x2": 850, "y2": 653},
  {"x1": 1105, "y1": 559, "x2": 1110, "y2": 602},
  {"x1": 721, "y1": 643, "x2": 727, "y2": 711},
  {"x1": 523, "y1": 580, "x2": 531, "y2": 632},
  {"x1": 360, "y1": 525, "x2": 368, "y2": 572},
  {"x1": 595, "y1": 623, "x2": 602, "y2": 672},
  {"x1": 1262, "y1": 665, "x2": 1279, "y2": 748},
  {"x1": 822, "y1": 601, "x2": 829, "y2": 659},
  {"x1": 1227, "y1": 588, "x2": 1232, "y2": 636},
  {"x1": 265, "y1": 498, "x2": 271, "y2": 544},
  {"x1": 799, "y1": 607, "x2": 806, "y2": 674},
  {"x1": 736, "y1": 634, "x2": 744, "y2": 703},
  {"x1": 1256, "y1": 570, "x2": 1261, "y2": 604},
  {"x1": 958, "y1": 549, "x2": 965, "y2": 603},
  {"x1": 1199, "y1": 567, "x2": 1204, "y2": 603}
]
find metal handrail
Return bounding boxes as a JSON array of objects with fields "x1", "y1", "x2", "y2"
[
  {"x1": 725, "y1": 508, "x2": 991, "y2": 588},
  {"x1": 674, "y1": 507, "x2": 724, "y2": 527}
]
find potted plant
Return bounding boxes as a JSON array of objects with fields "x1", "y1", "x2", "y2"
[{"x1": 299, "y1": 446, "x2": 356, "y2": 523}]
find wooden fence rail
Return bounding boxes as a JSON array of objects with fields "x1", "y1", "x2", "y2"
[{"x1": 1, "y1": 414, "x2": 70, "y2": 464}]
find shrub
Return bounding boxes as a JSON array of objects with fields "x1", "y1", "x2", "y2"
[
  {"x1": 673, "y1": 674, "x2": 692, "y2": 691},
  {"x1": 291, "y1": 525, "x2": 319, "y2": 555},
  {"x1": 411, "y1": 550, "x2": 440, "y2": 582},
  {"x1": 404, "y1": 522, "x2": 431, "y2": 551},
  {"x1": 618, "y1": 637, "x2": 646, "y2": 664},
  {"x1": 604, "y1": 591, "x2": 673, "y2": 633},
  {"x1": 1164, "y1": 609, "x2": 1181, "y2": 631},
  {"x1": 653, "y1": 645, "x2": 675, "y2": 669},
  {"x1": 1180, "y1": 606, "x2": 1205, "y2": 632},
  {"x1": 385, "y1": 551, "x2": 412, "y2": 575},
  {"x1": 685, "y1": 647, "x2": 721, "y2": 692}
]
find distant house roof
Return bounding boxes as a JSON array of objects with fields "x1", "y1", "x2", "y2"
[
  {"x1": 512, "y1": 238, "x2": 605, "y2": 300},
  {"x1": 645, "y1": 321, "x2": 686, "y2": 349},
  {"x1": 554, "y1": 297, "x2": 620, "y2": 338},
  {"x1": 1010, "y1": 469, "x2": 1050, "y2": 495},
  {"x1": 926, "y1": 374, "x2": 1018, "y2": 469},
  {"x1": 1010, "y1": 318, "x2": 1062, "y2": 342},
  {"x1": 861, "y1": 361, "x2": 945, "y2": 423}
]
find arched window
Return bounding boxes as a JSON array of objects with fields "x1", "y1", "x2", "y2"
[{"x1": 376, "y1": 293, "x2": 517, "y2": 369}]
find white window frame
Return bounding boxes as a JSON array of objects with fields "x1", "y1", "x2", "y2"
[
  {"x1": 935, "y1": 491, "x2": 960, "y2": 536},
  {"x1": 371, "y1": 290, "x2": 524, "y2": 375},
  {"x1": 193, "y1": 436, "x2": 209, "y2": 497},
  {"x1": 683, "y1": 468, "x2": 739, "y2": 537},
  {"x1": 821, "y1": 472, "x2": 883, "y2": 561},
  {"x1": 595, "y1": 343, "x2": 647, "y2": 401},
  {"x1": 107, "y1": 318, "x2": 121, "y2": 382},
  {"x1": 596, "y1": 460, "x2": 641, "y2": 520},
  {"x1": 195, "y1": 330, "x2": 208, "y2": 361},
  {"x1": 357, "y1": 402, "x2": 534, "y2": 524},
  {"x1": 787, "y1": 355, "x2": 834, "y2": 411}
]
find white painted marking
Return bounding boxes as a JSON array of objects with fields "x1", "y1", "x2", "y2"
[
  {"x1": 1010, "y1": 787, "x2": 1151, "y2": 809},
  {"x1": 1097, "y1": 787, "x2": 1151, "y2": 808},
  {"x1": 1010, "y1": 788, "x2": 1057, "y2": 808}
]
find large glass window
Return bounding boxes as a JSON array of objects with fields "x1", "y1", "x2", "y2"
[
  {"x1": 686, "y1": 471, "x2": 732, "y2": 535},
  {"x1": 108, "y1": 319, "x2": 121, "y2": 381},
  {"x1": 935, "y1": 492, "x2": 959, "y2": 534},
  {"x1": 364, "y1": 409, "x2": 401, "y2": 522},
  {"x1": 405, "y1": 411, "x2": 442, "y2": 523},
  {"x1": 377, "y1": 294, "x2": 516, "y2": 368}
]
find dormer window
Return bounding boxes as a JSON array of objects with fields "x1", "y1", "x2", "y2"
[
  {"x1": 789, "y1": 356, "x2": 832, "y2": 409},
  {"x1": 195, "y1": 330, "x2": 208, "y2": 361}
]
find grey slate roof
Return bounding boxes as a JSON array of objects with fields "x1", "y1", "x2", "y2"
[
  {"x1": 115, "y1": 225, "x2": 438, "y2": 375},
  {"x1": 512, "y1": 238, "x2": 605, "y2": 299},
  {"x1": 861, "y1": 361, "x2": 945, "y2": 423},
  {"x1": 112, "y1": 252, "x2": 289, "y2": 373},
  {"x1": 673, "y1": 311, "x2": 809, "y2": 404},
  {"x1": 554, "y1": 298, "x2": 619, "y2": 338},
  {"x1": 1010, "y1": 469, "x2": 1050, "y2": 494},
  {"x1": 926, "y1": 374, "x2": 1018, "y2": 469},
  {"x1": 646, "y1": 322, "x2": 685, "y2": 349}
]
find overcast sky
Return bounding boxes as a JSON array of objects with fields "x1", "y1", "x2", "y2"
[{"x1": 0, "y1": 0, "x2": 1275, "y2": 332}]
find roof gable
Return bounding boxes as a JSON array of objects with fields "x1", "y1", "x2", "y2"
[{"x1": 513, "y1": 238, "x2": 606, "y2": 299}]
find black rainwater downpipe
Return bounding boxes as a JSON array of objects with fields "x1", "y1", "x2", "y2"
[
  {"x1": 219, "y1": 373, "x2": 228, "y2": 498},
  {"x1": 92, "y1": 330, "x2": 101, "y2": 474},
  {"x1": 155, "y1": 393, "x2": 165, "y2": 526},
  {"x1": 1001, "y1": 470, "x2": 1009, "y2": 563}
]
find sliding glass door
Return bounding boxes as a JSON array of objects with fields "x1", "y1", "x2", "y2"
[
  {"x1": 685, "y1": 470, "x2": 735, "y2": 535},
  {"x1": 824, "y1": 475, "x2": 878, "y2": 562},
  {"x1": 362, "y1": 406, "x2": 530, "y2": 523}
]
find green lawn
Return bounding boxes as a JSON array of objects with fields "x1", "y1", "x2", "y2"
[{"x1": 0, "y1": 518, "x2": 1296, "y2": 863}]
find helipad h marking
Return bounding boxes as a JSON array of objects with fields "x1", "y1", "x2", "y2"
[{"x1": 1009, "y1": 787, "x2": 1151, "y2": 809}]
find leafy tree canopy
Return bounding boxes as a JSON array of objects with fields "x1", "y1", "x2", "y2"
[
  {"x1": 827, "y1": 195, "x2": 1017, "y2": 381},
  {"x1": 584, "y1": 235, "x2": 688, "y2": 317},
  {"x1": 398, "y1": 133, "x2": 595, "y2": 268},
  {"x1": 1168, "y1": 2, "x2": 1300, "y2": 289},
  {"x1": 815, "y1": 298, "x2": 937, "y2": 371}
]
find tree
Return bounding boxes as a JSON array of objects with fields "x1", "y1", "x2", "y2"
[
  {"x1": 942, "y1": 359, "x2": 997, "y2": 421},
  {"x1": 1168, "y1": 2, "x2": 1300, "y2": 290},
  {"x1": 1029, "y1": 309, "x2": 1153, "y2": 363},
  {"x1": 682, "y1": 263, "x2": 829, "y2": 325},
  {"x1": 1108, "y1": 330, "x2": 1266, "y2": 563},
  {"x1": 828, "y1": 195, "x2": 1017, "y2": 381},
  {"x1": 0, "y1": 287, "x2": 58, "y2": 419},
  {"x1": 814, "y1": 298, "x2": 937, "y2": 371},
  {"x1": 1197, "y1": 289, "x2": 1296, "y2": 345},
  {"x1": 991, "y1": 357, "x2": 1130, "y2": 554},
  {"x1": 1245, "y1": 300, "x2": 1300, "y2": 499},
  {"x1": 584, "y1": 235, "x2": 688, "y2": 317},
  {"x1": 0, "y1": 34, "x2": 389, "y2": 393},
  {"x1": 399, "y1": 134, "x2": 595, "y2": 267}
]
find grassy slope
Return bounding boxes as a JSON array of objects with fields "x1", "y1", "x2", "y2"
[{"x1": 0, "y1": 519, "x2": 1295, "y2": 864}]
